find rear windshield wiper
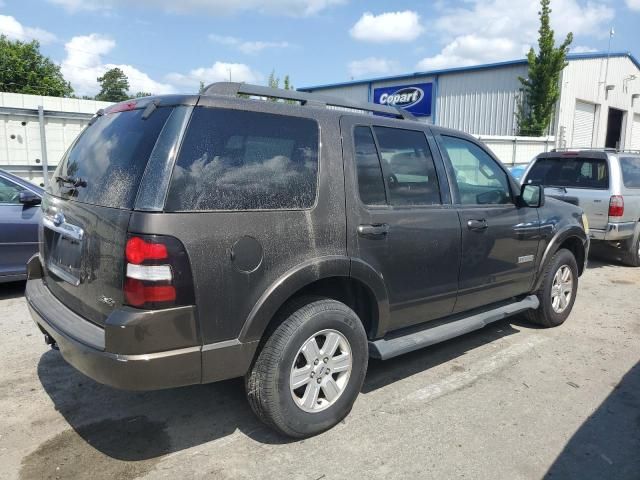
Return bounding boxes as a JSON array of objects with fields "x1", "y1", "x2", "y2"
[{"x1": 56, "y1": 175, "x2": 87, "y2": 188}]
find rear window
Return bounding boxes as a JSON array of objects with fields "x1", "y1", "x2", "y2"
[
  {"x1": 165, "y1": 107, "x2": 319, "y2": 211},
  {"x1": 525, "y1": 157, "x2": 609, "y2": 189},
  {"x1": 620, "y1": 157, "x2": 640, "y2": 188},
  {"x1": 49, "y1": 107, "x2": 172, "y2": 209}
]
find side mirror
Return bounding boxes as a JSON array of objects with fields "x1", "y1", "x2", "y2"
[
  {"x1": 520, "y1": 184, "x2": 544, "y2": 208},
  {"x1": 19, "y1": 191, "x2": 41, "y2": 206}
]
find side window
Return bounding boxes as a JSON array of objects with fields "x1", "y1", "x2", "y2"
[
  {"x1": 441, "y1": 136, "x2": 512, "y2": 205},
  {"x1": 354, "y1": 126, "x2": 386, "y2": 205},
  {"x1": 165, "y1": 108, "x2": 319, "y2": 211},
  {"x1": 372, "y1": 127, "x2": 441, "y2": 206},
  {"x1": 0, "y1": 177, "x2": 24, "y2": 204}
]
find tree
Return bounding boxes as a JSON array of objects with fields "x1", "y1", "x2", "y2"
[
  {"x1": 517, "y1": 0, "x2": 572, "y2": 136},
  {"x1": 134, "y1": 91, "x2": 152, "y2": 98},
  {"x1": 96, "y1": 67, "x2": 130, "y2": 102},
  {"x1": 267, "y1": 70, "x2": 294, "y2": 102},
  {"x1": 0, "y1": 35, "x2": 73, "y2": 97}
]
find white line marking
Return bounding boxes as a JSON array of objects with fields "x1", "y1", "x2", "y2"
[{"x1": 404, "y1": 336, "x2": 547, "y2": 403}]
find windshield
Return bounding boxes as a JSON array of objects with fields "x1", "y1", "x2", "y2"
[
  {"x1": 525, "y1": 157, "x2": 609, "y2": 189},
  {"x1": 620, "y1": 157, "x2": 640, "y2": 188},
  {"x1": 49, "y1": 107, "x2": 172, "y2": 209}
]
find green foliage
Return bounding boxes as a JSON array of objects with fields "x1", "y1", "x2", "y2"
[
  {"x1": 96, "y1": 67, "x2": 130, "y2": 102},
  {"x1": 0, "y1": 35, "x2": 74, "y2": 97},
  {"x1": 199, "y1": 81, "x2": 206, "y2": 94},
  {"x1": 517, "y1": 0, "x2": 572, "y2": 136},
  {"x1": 134, "y1": 91, "x2": 152, "y2": 98},
  {"x1": 267, "y1": 70, "x2": 294, "y2": 103}
]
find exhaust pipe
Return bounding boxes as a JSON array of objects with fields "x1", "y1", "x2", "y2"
[{"x1": 44, "y1": 333, "x2": 59, "y2": 351}]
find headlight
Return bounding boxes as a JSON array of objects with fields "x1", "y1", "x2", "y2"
[{"x1": 581, "y1": 213, "x2": 589, "y2": 234}]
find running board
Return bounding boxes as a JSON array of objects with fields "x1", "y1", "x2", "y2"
[{"x1": 369, "y1": 295, "x2": 539, "y2": 360}]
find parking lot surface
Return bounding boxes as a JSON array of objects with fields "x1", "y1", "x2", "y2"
[{"x1": 1, "y1": 259, "x2": 638, "y2": 480}]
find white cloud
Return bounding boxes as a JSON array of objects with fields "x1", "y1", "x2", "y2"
[
  {"x1": 626, "y1": 0, "x2": 640, "y2": 10},
  {"x1": 417, "y1": 35, "x2": 525, "y2": 71},
  {"x1": 208, "y1": 34, "x2": 290, "y2": 55},
  {"x1": 61, "y1": 34, "x2": 175, "y2": 96},
  {"x1": 571, "y1": 45, "x2": 598, "y2": 53},
  {"x1": 0, "y1": 15, "x2": 57, "y2": 44},
  {"x1": 165, "y1": 62, "x2": 262, "y2": 89},
  {"x1": 350, "y1": 11, "x2": 424, "y2": 43},
  {"x1": 48, "y1": 0, "x2": 345, "y2": 16},
  {"x1": 348, "y1": 57, "x2": 399, "y2": 78},
  {"x1": 417, "y1": 0, "x2": 614, "y2": 70}
]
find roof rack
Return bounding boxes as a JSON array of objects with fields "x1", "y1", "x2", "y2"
[
  {"x1": 202, "y1": 82, "x2": 417, "y2": 121},
  {"x1": 551, "y1": 147, "x2": 640, "y2": 154}
]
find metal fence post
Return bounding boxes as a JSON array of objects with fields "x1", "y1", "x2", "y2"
[
  {"x1": 512, "y1": 137, "x2": 517, "y2": 165},
  {"x1": 38, "y1": 105, "x2": 49, "y2": 188}
]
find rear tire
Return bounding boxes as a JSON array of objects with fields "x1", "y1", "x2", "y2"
[
  {"x1": 623, "y1": 234, "x2": 640, "y2": 267},
  {"x1": 526, "y1": 249, "x2": 578, "y2": 328},
  {"x1": 245, "y1": 298, "x2": 368, "y2": 438}
]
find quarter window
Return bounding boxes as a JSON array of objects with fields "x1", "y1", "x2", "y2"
[
  {"x1": 372, "y1": 127, "x2": 441, "y2": 206},
  {"x1": 165, "y1": 108, "x2": 319, "y2": 211},
  {"x1": 441, "y1": 136, "x2": 512, "y2": 205},
  {"x1": 619, "y1": 157, "x2": 640, "y2": 188}
]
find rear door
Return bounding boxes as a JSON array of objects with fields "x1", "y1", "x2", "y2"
[
  {"x1": 436, "y1": 134, "x2": 540, "y2": 313},
  {"x1": 41, "y1": 104, "x2": 177, "y2": 326},
  {"x1": 341, "y1": 116, "x2": 461, "y2": 332},
  {"x1": 0, "y1": 175, "x2": 40, "y2": 277},
  {"x1": 523, "y1": 154, "x2": 610, "y2": 230}
]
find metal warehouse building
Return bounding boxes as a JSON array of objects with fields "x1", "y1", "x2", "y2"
[
  {"x1": 0, "y1": 93, "x2": 111, "y2": 186},
  {"x1": 301, "y1": 52, "x2": 640, "y2": 163}
]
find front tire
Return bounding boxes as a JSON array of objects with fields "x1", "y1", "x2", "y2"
[
  {"x1": 526, "y1": 249, "x2": 579, "y2": 328},
  {"x1": 245, "y1": 298, "x2": 368, "y2": 438}
]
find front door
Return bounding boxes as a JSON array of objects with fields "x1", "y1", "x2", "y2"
[
  {"x1": 436, "y1": 134, "x2": 540, "y2": 313},
  {"x1": 341, "y1": 117, "x2": 461, "y2": 333}
]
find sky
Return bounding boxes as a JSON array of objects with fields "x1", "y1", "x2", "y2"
[{"x1": 0, "y1": 0, "x2": 638, "y2": 96}]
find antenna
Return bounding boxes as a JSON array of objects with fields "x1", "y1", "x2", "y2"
[{"x1": 604, "y1": 27, "x2": 615, "y2": 89}]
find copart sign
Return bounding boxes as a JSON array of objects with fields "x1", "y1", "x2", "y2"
[{"x1": 373, "y1": 83, "x2": 433, "y2": 117}]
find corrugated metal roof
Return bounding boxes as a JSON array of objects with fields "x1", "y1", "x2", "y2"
[{"x1": 299, "y1": 52, "x2": 640, "y2": 92}]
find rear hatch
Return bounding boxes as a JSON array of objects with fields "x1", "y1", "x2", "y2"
[
  {"x1": 523, "y1": 155, "x2": 610, "y2": 230},
  {"x1": 41, "y1": 104, "x2": 174, "y2": 326}
]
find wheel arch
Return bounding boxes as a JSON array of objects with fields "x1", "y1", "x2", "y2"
[
  {"x1": 534, "y1": 226, "x2": 587, "y2": 291},
  {"x1": 239, "y1": 256, "x2": 390, "y2": 343}
]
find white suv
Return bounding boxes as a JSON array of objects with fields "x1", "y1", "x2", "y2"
[{"x1": 523, "y1": 150, "x2": 640, "y2": 266}]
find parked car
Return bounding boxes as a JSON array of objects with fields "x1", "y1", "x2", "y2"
[
  {"x1": 26, "y1": 84, "x2": 588, "y2": 438},
  {"x1": 522, "y1": 150, "x2": 640, "y2": 266},
  {"x1": 507, "y1": 164, "x2": 527, "y2": 181},
  {"x1": 0, "y1": 169, "x2": 42, "y2": 283}
]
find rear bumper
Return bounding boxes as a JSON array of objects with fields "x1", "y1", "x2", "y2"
[
  {"x1": 590, "y1": 222, "x2": 636, "y2": 241},
  {"x1": 25, "y1": 256, "x2": 257, "y2": 390}
]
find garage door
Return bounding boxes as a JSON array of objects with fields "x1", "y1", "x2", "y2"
[
  {"x1": 630, "y1": 113, "x2": 640, "y2": 151},
  {"x1": 572, "y1": 101, "x2": 596, "y2": 148}
]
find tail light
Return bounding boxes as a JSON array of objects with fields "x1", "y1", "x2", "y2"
[
  {"x1": 123, "y1": 234, "x2": 194, "y2": 309},
  {"x1": 608, "y1": 195, "x2": 624, "y2": 218}
]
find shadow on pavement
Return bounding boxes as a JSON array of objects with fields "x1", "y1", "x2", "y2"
[
  {"x1": 363, "y1": 317, "x2": 523, "y2": 393},
  {"x1": 36, "y1": 350, "x2": 292, "y2": 464},
  {"x1": 36, "y1": 316, "x2": 525, "y2": 462},
  {"x1": 545, "y1": 361, "x2": 640, "y2": 479},
  {"x1": 0, "y1": 280, "x2": 26, "y2": 300}
]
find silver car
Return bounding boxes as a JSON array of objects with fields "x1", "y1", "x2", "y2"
[{"x1": 522, "y1": 150, "x2": 640, "y2": 266}]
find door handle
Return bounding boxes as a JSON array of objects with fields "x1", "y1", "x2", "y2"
[
  {"x1": 467, "y1": 219, "x2": 488, "y2": 231},
  {"x1": 357, "y1": 223, "x2": 389, "y2": 238}
]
